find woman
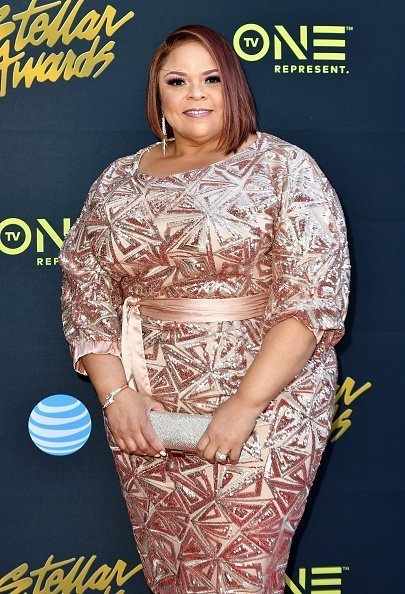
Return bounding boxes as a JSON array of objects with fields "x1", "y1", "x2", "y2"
[{"x1": 58, "y1": 24, "x2": 350, "y2": 594}]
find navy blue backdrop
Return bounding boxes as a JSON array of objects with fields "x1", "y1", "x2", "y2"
[{"x1": 1, "y1": 1, "x2": 403, "y2": 592}]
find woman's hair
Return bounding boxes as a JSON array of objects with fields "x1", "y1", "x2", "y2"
[{"x1": 146, "y1": 24, "x2": 258, "y2": 155}]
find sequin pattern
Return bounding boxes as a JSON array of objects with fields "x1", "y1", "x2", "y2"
[{"x1": 58, "y1": 131, "x2": 350, "y2": 593}]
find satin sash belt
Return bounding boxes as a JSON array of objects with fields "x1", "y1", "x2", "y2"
[{"x1": 121, "y1": 292, "x2": 270, "y2": 394}]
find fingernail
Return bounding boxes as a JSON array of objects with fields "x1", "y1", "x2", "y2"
[
  {"x1": 154, "y1": 453, "x2": 161, "y2": 458},
  {"x1": 160, "y1": 450, "x2": 167, "y2": 456}
]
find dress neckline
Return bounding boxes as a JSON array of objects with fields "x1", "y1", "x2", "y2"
[{"x1": 133, "y1": 131, "x2": 262, "y2": 181}]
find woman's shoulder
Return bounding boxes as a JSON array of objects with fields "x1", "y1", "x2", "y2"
[
  {"x1": 88, "y1": 144, "x2": 152, "y2": 192},
  {"x1": 96, "y1": 140, "x2": 161, "y2": 180},
  {"x1": 258, "y1": 131, "x2": 317, "y2": 162},
  {"x1": 259, "y1": 131, "x2": 332, "y2": 184}
]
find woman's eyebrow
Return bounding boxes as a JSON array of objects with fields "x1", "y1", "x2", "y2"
[{"x1": 162, "y1": 68, "x2": 219, "y2": 76}]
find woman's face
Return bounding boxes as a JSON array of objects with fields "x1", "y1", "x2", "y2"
[{"x1": 158, "y1": 41, "x2": 224, "y2": 143}]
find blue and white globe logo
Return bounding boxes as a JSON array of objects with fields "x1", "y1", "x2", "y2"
[{"x1": 28, "y1": 394, "x2": 91, "y2": 456}]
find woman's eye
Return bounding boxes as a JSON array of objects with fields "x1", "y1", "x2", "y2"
[
  {"x1": 167, "y1": 77, "x2": 185, "y2": 86},
  {"x1": 205, "y1": 75, "x2": 221, "y2": 84}
]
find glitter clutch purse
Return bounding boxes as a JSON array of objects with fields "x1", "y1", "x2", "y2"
[
  {"x1": 148, "y1": 411, "x2": 261, "y2": 460},
  {"x1": 149, "y1": 411, "x2": 213, "y2": 452}
]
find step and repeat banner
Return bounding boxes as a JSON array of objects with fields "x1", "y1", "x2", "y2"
[{"x1": 1, "y1": 1, "x2": 402, "y2": 592}]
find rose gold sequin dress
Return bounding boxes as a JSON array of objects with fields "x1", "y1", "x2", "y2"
[{"x1": 58, "y1": 131, "x2": 350, "y2": 594}]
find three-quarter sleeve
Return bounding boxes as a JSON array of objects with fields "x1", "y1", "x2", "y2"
[
  {"x1": 262, "y1": 146, "x2": 351, "y2": 355},
  {"x1": 58, "y1": 162, "x2": 124, "y2": 376}
]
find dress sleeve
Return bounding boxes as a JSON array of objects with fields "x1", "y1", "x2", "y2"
[
  {"x1": 262, "y1": 146, "x2": 351, "y2": 355},
  {"x1": 58, "y1": 162, "x2": 124, "y2": 376}
]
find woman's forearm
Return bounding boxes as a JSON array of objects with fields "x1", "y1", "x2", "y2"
[
  {"x1": 234, "y1": 317, "x2": 317, "y2": 413},
  {"x1": 79, "y1": 353, "x2": 129, "y2": 407}
]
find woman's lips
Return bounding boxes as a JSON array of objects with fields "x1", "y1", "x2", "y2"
[{"x1": 183, "y1": 109, "x2": 213, "y2": 118}]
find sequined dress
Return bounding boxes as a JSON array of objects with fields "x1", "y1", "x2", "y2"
[{"x1": 58, "y1": 131, "x2": 350, "y2": 594}]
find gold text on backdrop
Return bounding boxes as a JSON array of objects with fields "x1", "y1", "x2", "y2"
[{"x1": 0, "y1": 0, "x2": 135, "y2": 96}]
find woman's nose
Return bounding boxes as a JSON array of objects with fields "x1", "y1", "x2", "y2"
[{"x1": 186, "y1": 81, "x2": 206, "y2": 100}]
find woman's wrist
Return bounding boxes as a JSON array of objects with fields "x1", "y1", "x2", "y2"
[
  {"x1": 102, "y1": 382, "x2": 129, "y2": 410},
  {"x1": 102, "y1": 385, "x2": 140, "y2": 410},
  {"x1": 232, "y1": 389, "x2": 272, "y2": 416},
  {"x1": 77, "y1": 353, "x2": 131, "y2": 408}
]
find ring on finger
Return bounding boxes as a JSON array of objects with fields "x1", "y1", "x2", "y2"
[{"x1": 215, "y1": 450, "x2": 228, "y2": 463}]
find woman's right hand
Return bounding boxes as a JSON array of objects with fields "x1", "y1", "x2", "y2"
[{"x1": 104, "y1": 387, "x2": 167, "y2": 457}]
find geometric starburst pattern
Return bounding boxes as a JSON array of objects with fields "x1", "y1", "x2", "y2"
[
  {"x1": 59, "y1": 131, "x2": 350, "y2": 593},
  {"x1": 103, "y1": 345, "x2": 338, "y2": 593}
]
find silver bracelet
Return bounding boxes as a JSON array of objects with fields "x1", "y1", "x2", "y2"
[{"x1": 102, "y1": 383, "x2": 128, "y2": 410}]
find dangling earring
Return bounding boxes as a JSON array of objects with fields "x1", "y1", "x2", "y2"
[{"x1": 161, "y1": 114, "x2": 167, "y2": 156}]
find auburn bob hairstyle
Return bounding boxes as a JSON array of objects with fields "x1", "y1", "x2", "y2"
[{"x1": 146, "y1": 24, "x2": 258, "y2": 155}]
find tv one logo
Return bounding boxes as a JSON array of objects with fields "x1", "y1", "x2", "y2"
[
  {"x1": 0, "y1": 217, "x2": 70, "y2": 265},
  {"x1": 233, "y1": 23, "x2": 352, "y2": 74},
  {"x1": 286, "y1": 565, "x2": 348, "y2": 593}
]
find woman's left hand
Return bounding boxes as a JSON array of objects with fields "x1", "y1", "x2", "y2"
[{"x1": 196, "y1": 396, "x2": 262, "y2": 465}]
